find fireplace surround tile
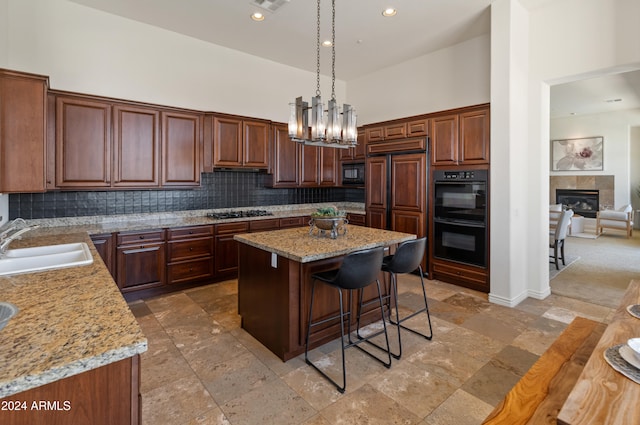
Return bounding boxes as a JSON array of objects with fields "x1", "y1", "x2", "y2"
[{"x1": 550, "y1": 175, "x2": 614, "y2": 210}]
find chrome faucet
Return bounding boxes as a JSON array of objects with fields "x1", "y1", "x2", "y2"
[{"x1": 0, "y1": 219, "x2": 39, "y2": 257}]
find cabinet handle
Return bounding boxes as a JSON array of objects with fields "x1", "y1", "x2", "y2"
[
  {"x1": 189, "y1": 247, "x2": 194, "y2": 251},
  {"x1": 139, "y1": 235, "x2": 145, "y2": 239},
  {"x1": 140, "y1": 245, "x2": 145, "y2": 249},
  {"x1": 189, "y1": 231, "x2": 193, "y2": 234}
]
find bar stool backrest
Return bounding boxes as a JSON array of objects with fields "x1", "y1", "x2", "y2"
[
  {"x1": 333, "y1": 247, "x2": 384, "y2": 290},
  {"x1": 385, "y1": 237, "x2": 426, "y2": 274}
]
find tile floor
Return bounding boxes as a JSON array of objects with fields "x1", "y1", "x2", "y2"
[{"x1": 128, "y1": 275, "x2": 614, "y2": 425}]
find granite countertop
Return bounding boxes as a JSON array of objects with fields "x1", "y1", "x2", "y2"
[
  {"x1": 16, "y1": 202, "x2": 365, "y2": 236},
  {"x1": 0, "y1": 232, "x2": 147, "y2": 398},
  {"x1": 234, "y1": 225, "x2": 416, "y2": 263}
]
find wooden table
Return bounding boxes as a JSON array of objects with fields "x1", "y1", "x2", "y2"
[
  {"x1": 234, "y1": 226, "x2": 415, "y2": 361},
  {"x1": 557, "y1": 280, "x2": 640, "y2": 425}
]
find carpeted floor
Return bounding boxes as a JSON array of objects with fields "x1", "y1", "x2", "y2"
[
  {"x1": 549, "y1": 255, "x2": 580, "y2": 280},
  {"x1": 550, "y1": 231, "x2": 640, "y2": 308}
]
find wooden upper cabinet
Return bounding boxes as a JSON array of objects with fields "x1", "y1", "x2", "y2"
[
  {"x1": 112, "y1": 104, "x2": 160, "y2": 188},
  {"x1": 390, "y1": 153, "x2": 425, "y2": 212},
  {"x1": 269, "y1": 123, "x2": 298, "y2": 187},
  {"x1": 407, "y1": 118, "x2": 429, "y2": 138},
  {"x1": 319, "y1": 147, "x2": 337, "y2": 186},
  {"x1": 430, "y1": 114, "x2": 458, "y2": 165},
  {"x1": 0, "y1": 69, "x2": 48, "y2": 193},
  {"x1": 384, "y1": 122, "x2": 407, "y2": 140},
  {"x1": 212, "y1": 116, "x2": 269, "y2": 169},
  {"x1": 459, "y1": 108, "x2": 490, "y2": 164},
  {"x1": 431, "y1": 106, "x2": 489, "y2": 166},
  {"x1": 55, "y1": 96, "x2": 112, "y2": 188},
  {"x1": 366, "y1": 156, "x2": 388, "y2": 210},
  {"x1": 161, "y1": 111, "x2": 201, "y2": 186},
  {"x1": 243, "y1": 120, "x2": 270, "y2": 168},
  {"x1": 365, "y1": 126, "x2": 384, "y2": 143},
  {"x1": 299, "y1": 144, "x2": 319, "y2": 186}
]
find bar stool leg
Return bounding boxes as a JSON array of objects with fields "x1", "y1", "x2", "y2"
[{"x1": 388, "y1": 266, "x2": 433, "y2": 345}]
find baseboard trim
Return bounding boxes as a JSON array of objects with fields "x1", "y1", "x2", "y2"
[{"x1": 488, "y1": 290, "x2": 529, "y2": 307}]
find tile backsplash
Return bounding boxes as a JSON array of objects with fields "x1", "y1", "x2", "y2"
[{"x1": 9, "y1": 171, "x2": 364, "y2": 219}]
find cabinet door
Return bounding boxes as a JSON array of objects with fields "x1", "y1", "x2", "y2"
[
  {"x1": 214, "y1": 222, "x2": 249, "y2": 279},
  {"x1": 384, "y1": 122, "x2": 407, "y2": 140},
  {"x1": 366, "y1": 156, "x2": 387, "y2": 210},
  {"x1": 459, "y1": 108, "x2": 490, "y2": 164},
  {"x1": 407, "y1": 118, "x2": 429, "y2": 138},
  {"x1": 116, "y1": 242, "x2": 166, "y2": 292},
  {"x1": 213, "y1": 116, "x2": 242, "y2": 167},
  {"x1": 299, "y1": 144, "x2": 319, "y2": 186},
  {"x1": 243, "y1": 120, "x2": 270, "y2": 168},
  {"x1": 430, "y1": 114, "x2": 458, "y2": 165},
  {"x1": 270, "y1": 124, "x2": 298, "y2": 187},
  {"x1": 319, "y1": 147, "x2": 337, "y2": 186},
  {"x1": 91, "y1": 233, "x2": 115, "y2": 280},
  {"x1": 56, "y1": 96, "x2": 111, "y2": 188},
  {"x1": 161, "y1": 111, "x2": 201, "y2": 186},
  {"x1": 366, "y1": 126, "x2": 384, "y2": 143},
  {"x1": 0, "y1": 70, "x2": 47, "y2": 193},
  {"x1": 354, "y1": 129, "x2": 366, "y2": 159},
  {"x1": 390, "y1": 153, "x2": 425, "y2": 212},
  {"x1": 113, "y1": 104, "x2": 160, "y2": 187},
  {"x1": 367, "y1": 207, "x2": 386, "y2": 229}
]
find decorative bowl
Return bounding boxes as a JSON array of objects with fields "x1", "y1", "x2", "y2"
[{"x1": 312, "y1": 216, "x2": 346, "y2": 230}]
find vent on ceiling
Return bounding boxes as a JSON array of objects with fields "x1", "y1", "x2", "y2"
[{"x1": 250, "y1": 0, "x2": 290, "y2": 13}]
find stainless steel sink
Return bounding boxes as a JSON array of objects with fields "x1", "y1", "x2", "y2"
[{"x1": 0, "y1": 243, "x2": 93, "y2": 276}]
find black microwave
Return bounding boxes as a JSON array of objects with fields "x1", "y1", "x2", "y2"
[{"x1": 342, "y1": 162, "x2": 365, "y2": 185}]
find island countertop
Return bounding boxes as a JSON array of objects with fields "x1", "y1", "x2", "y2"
[
  {"x1": 0, "y1": 232, "x2": 147, "y2": 398},
  {"x1": 234, "y1": 225, "x2": 416, "y2": 263}
]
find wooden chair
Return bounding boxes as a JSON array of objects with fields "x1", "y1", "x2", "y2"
[{"x1": 596, "y1": 205, "x2": 634, "y2": 238}]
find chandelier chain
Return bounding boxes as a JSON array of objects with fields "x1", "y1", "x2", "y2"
[
  {"x1": 315, "y1": 0, "x2": 321, "y2": 97},
  {"x1": 331, "y1": 0, "x2": 336, "y2": 101}
]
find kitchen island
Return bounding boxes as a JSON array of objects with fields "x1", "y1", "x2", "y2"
[
  {"x1": 0, "y1": 232, "x2": 147, "y2": 425},
  {"x1": 234, "y1": 225, "x2": 415, "y2": 361}
]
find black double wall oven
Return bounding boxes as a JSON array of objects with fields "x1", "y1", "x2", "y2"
[{"x1": 433, "y1": 169, "x2": 488, "y2": 268}]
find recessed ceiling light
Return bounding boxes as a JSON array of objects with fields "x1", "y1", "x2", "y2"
[
  {"x1": 322, "y1": 40, "x2": 332, "y2": 47},
  {"x1": 382, "y1": 8, "x2": 397, "y2": 17},
  {"x1": 250, "y1": 12, "x2": 265, "y2": 21}
]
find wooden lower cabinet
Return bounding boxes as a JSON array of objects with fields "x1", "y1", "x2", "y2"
[
  {"x1": 116, "y1": 230, "x2": 166, "y2": 292},
  {"x1": 279, "y1": 216, "x2": 306, "y2": 228},
  {"x1": 166, "y1": 225, "x2": 214, "y2": 285},
  {"x1": 214, "y1": 222, "x2": 249, "y2": 279},
  {"x1": 431, "y1": 259, "x2": 488, "y2": 292},
  {"x1": 90, "y1": 233, "x2": 115, "y2": 279},
  {"x1": 0, "y1": 356, "x2": 141, "y2": 425},
  {"x1": 347, "y1": 213, "x2": 366, "y2": 226}
]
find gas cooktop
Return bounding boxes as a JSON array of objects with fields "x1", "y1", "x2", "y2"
[{"x1": 206, "y1": 210, "x2": 274, "y2": 220}]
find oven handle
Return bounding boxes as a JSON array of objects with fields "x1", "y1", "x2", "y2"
[{"x1": 433, "y1": 218, "x2": 486, "y2": 228}]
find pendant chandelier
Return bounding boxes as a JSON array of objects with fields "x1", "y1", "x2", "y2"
[{"x1": 288, "y1": 0, "x2": 357, "y2": 148}]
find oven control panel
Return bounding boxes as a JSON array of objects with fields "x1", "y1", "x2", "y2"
[{"x1": 436, "y1": 170, "x2": 486, "y2": 181}]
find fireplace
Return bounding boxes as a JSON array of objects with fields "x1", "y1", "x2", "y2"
[{"x1": 556, "y1": 189, "x2": 599, "y2": 218}]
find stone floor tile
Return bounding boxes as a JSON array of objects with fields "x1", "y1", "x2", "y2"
[
  {"x1": 319, "y1": 384, "x2": 420, "y2": 425},
  {"x1": 186, "y1": 406, "x2": 231, "y2": 425},
  {"x1": 142, "y1": 375, "x2": 218, "y2": 425},
  {"x1": 422, "y1": 389, "x2": 494, "y2": 425},
  {"x1": 220, "y1": 379, "x2": 316, "y2": 425}
]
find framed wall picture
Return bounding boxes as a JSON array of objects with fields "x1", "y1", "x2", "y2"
[{"x1": 551, "y1": 136, "x2": 603, "y2": 171}]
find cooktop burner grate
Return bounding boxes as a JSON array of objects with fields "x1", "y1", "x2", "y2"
[{"x1": 206, "y1": 210, "x2": 274, "y2": 220}]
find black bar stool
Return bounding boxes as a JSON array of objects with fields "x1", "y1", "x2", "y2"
[
  {"x1": 304, "y1": 246, "x2": 391, "y2": 393},
  {"x1": 360, "y1": 237, "x2": 432, "y2": 359}
]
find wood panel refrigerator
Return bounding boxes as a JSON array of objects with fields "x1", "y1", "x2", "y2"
[{"x1": 366, "y1": 142, "x2": 428, "y2": 271}]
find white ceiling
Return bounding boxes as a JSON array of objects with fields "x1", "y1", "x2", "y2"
[{"x1": 69, "y1": 0, "x2": 640, "y2": 118}]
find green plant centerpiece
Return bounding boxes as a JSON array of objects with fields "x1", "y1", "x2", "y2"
[{"x1": 309, "y1": 206, "x2": 348, "y2": 239}]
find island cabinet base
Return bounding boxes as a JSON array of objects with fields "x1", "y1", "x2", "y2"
[
  {"x1": 238, "y1": 244, "x2": 392, "y2": 361},
  {"x1": 0, "y1": 355, "x2": 141, "y2": 425}
]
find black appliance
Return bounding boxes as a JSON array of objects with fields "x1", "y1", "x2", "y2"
[
  {"x1": 207, "y1": 210, "x2": 273, "y2": 220},
  {"x1": 433, "y1": 169, "x2": 487, "y2": 267},
  {"x1": 341, "y1": 162, "x2": 365, "y2": 185}
]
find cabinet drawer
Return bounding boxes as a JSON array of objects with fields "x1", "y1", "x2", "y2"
[
  {"x1": 117, "y1": 230, "x2": 164, "y2": 245},
  {"x1": 215, "y1": 221, "x2": 249, "y2": 235},
  {"x1": 346, "y1": 214, "x2": 366, "y2": 226},
  {"x1": 168, "y1": 225, "x2": 213, "y2": 240},
  {"x1": 279, "y1": 216, "x2": 305, "y2": 228},
  {"x1": 167, "y1": 258, "x2": 214, "y2": 284},
  {"x1": 167, "y1": 237, "x2": 213, "y2": 261},
  {"x1": 407, "y1": 119, "x2": 429, "y2": 137},
  {"x1": 249, "y1": 218, "x2": 280, "y2": 232},
  {"x1": 365, "y1": 126, "x2": 384, "y2": 142},
  {"x1": 432, "y1": 261, "x2": 486, "y2": 285}
]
